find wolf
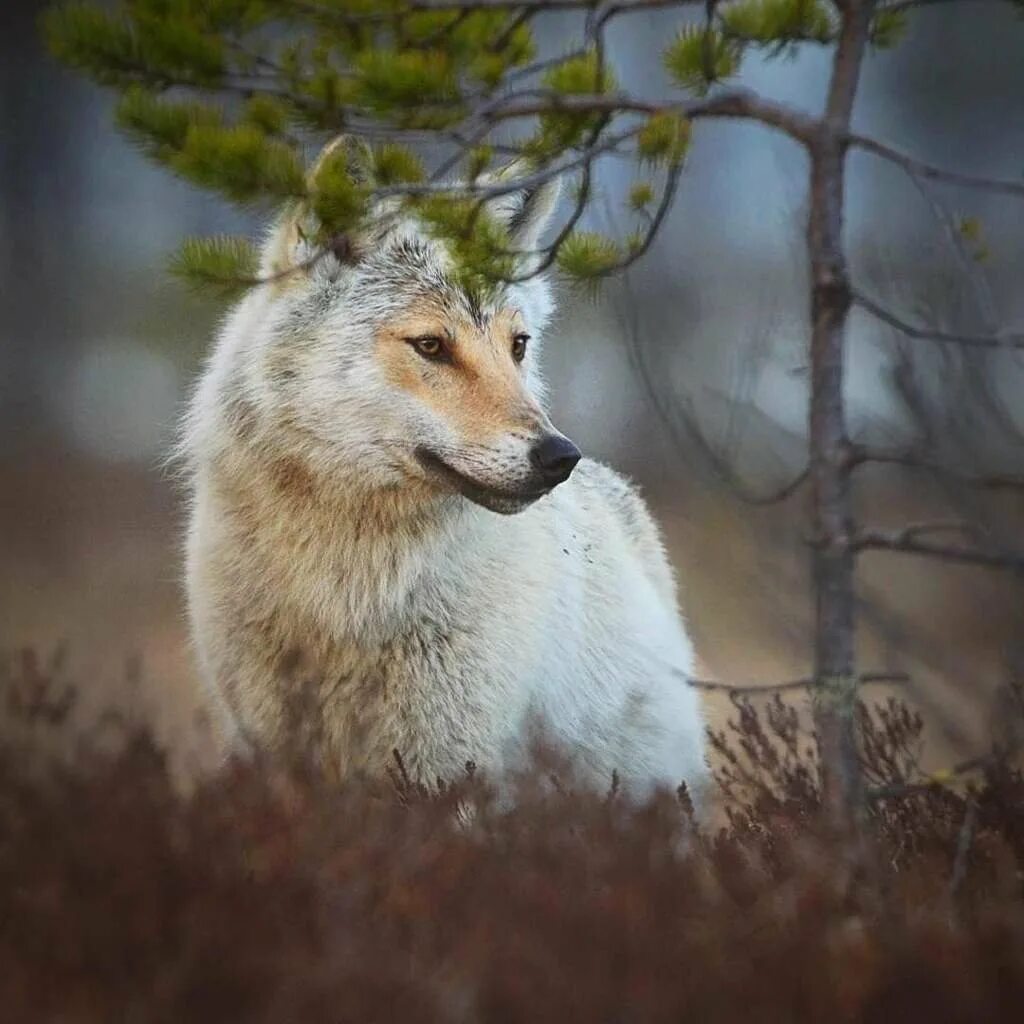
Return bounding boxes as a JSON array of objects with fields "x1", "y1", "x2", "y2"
[{"x1": 182, "y1": 149, "x2": 707, "y2": 798}]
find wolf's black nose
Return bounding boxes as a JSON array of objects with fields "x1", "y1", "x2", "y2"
[{"x1": 530, "y1": 434, "x2": 582, "y2": 486}]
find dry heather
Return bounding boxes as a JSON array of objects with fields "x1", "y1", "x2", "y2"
[{"x1": 2, "y1": 648, "x2": 1023, "y2": 1023}]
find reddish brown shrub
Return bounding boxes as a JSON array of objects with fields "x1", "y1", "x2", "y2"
[{"x1": 1, "y1": 650, "x2": 1023, "y2": 1023}]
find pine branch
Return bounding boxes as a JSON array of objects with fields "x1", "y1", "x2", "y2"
[
  {"x1": 475, "y1": 87, "x2": 818, "y2": 143},
  {"x1": 547, "y1": 150, "x2": 684, "y2": 284}
]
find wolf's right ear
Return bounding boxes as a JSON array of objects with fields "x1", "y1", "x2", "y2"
[
  {"x1": 483, "y1": 161, "x2": 562, "y2": 255},
  {"x1": 259, "y1": 136, "x2": 371, "y2": 279}
]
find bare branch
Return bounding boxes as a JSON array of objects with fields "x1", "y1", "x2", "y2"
[
  {"x1": 685, "y1": 671, "x2": 909, "y2": 695},
  {"x1": 288, "y1": 0, "x2": 706, "y2": 18},
  {"x1": 490, "y1": 7, "x2": 535, "y2": 51},
  {"x1": 690, "y1": 421, "x2": 811, "y2": 505},
  {"x1": 849, "y1": 446, "x2": 1024, "y2": 491},
  {"x1": 853, "y1": 291, "x2": 1024, "y2": 349},
  {"x1": 885, "y1": 519, "x2": 989, "y2": 542},
  {"x1": 374, "y1": 0, "x2": 697, "y2": 11},
  {"x1": 502, "y1": 48, "x2": 591, "y2": 86},
  {"x1": 508, "y1": 149, "x2": 683, "y2": 282},
  {"x1": 868, "y1": 752, "x2": 992, "y2": 801},
  {"x1": 413, "y1": 7, "x2": 477, "y2": 46},
  {"x1": 418, "y1": 127, "x2": 637, "y2": 198},
  {"x1": 478, "y1": 87, "x2": 818, "y2": 143},
  {"x1": 908, "y1": 177, "x2": 1001, "y2": 331},
  {"x1": 893, "y1": 161, "x2": 1024, "y2": 447},
  {"x1": 742, "y1": 465, "x2": 811, "y2": 505},
  {"x1": 969, "y1": 473, "x2": 1024, "y2": 493},
  {"x1": 594, "y1": 0, "x2": 705, "y2": 27},
  {"x1": 851, "y1": 132, "x2": 1024, "y2": 199},
  {"x1": 855, "y1": 528, "x2": 1024, "y2": 572},
  {"x1": 880, "y1": 0, "x2": 999, "y2": 12}
]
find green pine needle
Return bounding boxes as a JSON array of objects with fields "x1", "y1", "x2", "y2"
[
  {"x1": 869, "y1": 10, "x2": 908, "y2": 49},
  {"x1": 628, "y1": 182, "x2": 656, "y2": 211},
  {"x1": 370, "y1": 144, "x2": 425, "y2": 186},
  {"x1": 310, "y1": 146, "x2": 371, "y2": 237},
  {"x1": 116, "y1": 87, "x2": 223, "y2": 161},
  {"x1": 45, "y1": 0, "x2": 923, "y2": 300},
  {"x1": 242, "y1": 95, "x2": 290, "y2": 136},
  {"x1": 173, "y1": 124, "x2": 306, "y2": 204},
  {"x1": 557, "y1": 231, "x2": 621, "y2": 291},
  {"x1": 663, "y1": 27, "x2": 741, "y2": 95},
  {"x1": 721, "y1": 0, "x2": 833, "y2": 45},
  {"x1": 170, "y1": 236, "x2": 260, "y2": 295},
  {"x1": 43, "y1": 4, "x2": 141, "y2": 86},
  {"x1": 636, "y1": 112, "x2": 691, "y2": 166}
]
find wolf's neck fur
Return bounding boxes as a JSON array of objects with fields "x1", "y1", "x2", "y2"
[{"x1": 210, "y1": 442, "x2": 500, "y2": 644}]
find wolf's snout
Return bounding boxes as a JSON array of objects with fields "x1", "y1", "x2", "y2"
[{"x1": 530, "y1": 434, "x2": 581, "y2": 486}]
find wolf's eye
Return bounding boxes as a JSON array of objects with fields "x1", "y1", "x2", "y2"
[
  {"x1": 407, "y1": 335, "x2": 448, "y2": 362},
  {"x1": 511, "y1": 333, "x2": 530, "y2": 363}
]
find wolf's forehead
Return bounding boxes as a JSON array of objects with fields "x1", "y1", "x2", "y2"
[{"x1": 360, "y1": 237, "x2": 506, "y2": 328}]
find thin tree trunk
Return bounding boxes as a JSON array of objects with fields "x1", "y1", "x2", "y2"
[{"x1": 806, "y1": 0, "x2": 874, "y2": 828}]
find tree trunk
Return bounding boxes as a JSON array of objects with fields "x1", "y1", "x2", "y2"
[
  {"x1": 806, "y1": 1, "x2": 874, "y2": 829},
  {"x1": 808, "y1": 139, "x2": 860, "y2": 825}
]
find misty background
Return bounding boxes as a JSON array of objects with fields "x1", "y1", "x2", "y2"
[{"x1": 3, "y1": 1, "x2": 1024, "y2": 762}]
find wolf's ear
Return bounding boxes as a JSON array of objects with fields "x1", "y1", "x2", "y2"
[
  {"x1": 259, "y1": 203, "x2": 309, "y2": 278},
  {"x1": 260, "y1": 136, "x2": 372, "y2": 279},
  {"x1": 484, "y1": 163, "x2": 562, "y2": 253}
]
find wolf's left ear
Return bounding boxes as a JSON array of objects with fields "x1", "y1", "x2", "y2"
[
  {"x1": 485, "y1": 164, "x2": 562, "y2": 252},
  {"x1": 260, "y1": 135, "x2": 373, "y2": 279}
]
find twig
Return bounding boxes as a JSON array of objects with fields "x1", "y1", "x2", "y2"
[
  {"x1": 855, "y1": 529, "x2": 1024, "y2": 572},
  {"x1": 739, "y1": 465, "x2": 811, "y2": 505},
  {"x1": 880, "y1": 0, "x2": 997, "y2": 12},
  {"x1": 490, "y1": 7, "x2": 535, "y2": 51},
  {"x1": 379, "y1": 126, "x2": 637, "y2": 199},
  {"x1": 502, "y1": 48, "x2": 590, "y2": 86},
  {"x1": 851, "y1": 132, "x2": 1024, "y2": 199},
  {"x1": 907, "y1": 175, "x2": 1001, "y2": 333},
  {"x1": 853, "y1": 291, "x2": 1024, "y2": 350},
  {"x1": 849, "y1": 446, "x2": 1024, "y2": 491},
  {"x1": 686, "y1": 671, "x2": 909, "y2": 695},
  {"x1": 868, "y1": 753, "x2": 991, "y2": 801},
  {"x1": 289, "y1": 0, "x2": 705, "y2": 18},
  {"x1": 878, "y1": 519, "x2": 989, "y2": 543},
  {"x1": 479, "y1": 87, "x2": 818, "y2": 143}
]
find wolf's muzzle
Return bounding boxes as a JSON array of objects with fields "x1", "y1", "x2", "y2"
[{"x1": 529, "y1": 434, "x2": 581, "y2": 487}]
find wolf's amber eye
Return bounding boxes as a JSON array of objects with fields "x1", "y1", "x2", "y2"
[
  {"x1": 511, "y1": 333, "x2": 530, "y2": 363},
  {"x1": 406, "y1": 335, "x2": 448, "y2": 362}
]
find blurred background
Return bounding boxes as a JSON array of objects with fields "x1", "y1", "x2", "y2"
[{"x1": 4, "y1": 0, "x2": 1024, "y2": 770}]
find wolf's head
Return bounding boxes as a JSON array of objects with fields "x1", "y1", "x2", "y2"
[{"x1": 236, "y1": 148, "x2": 579, "y2": 515}]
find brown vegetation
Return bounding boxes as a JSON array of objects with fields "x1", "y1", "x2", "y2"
[{"x1": 2, "y1": 647, "x2": 1023, "y2": 1023}]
